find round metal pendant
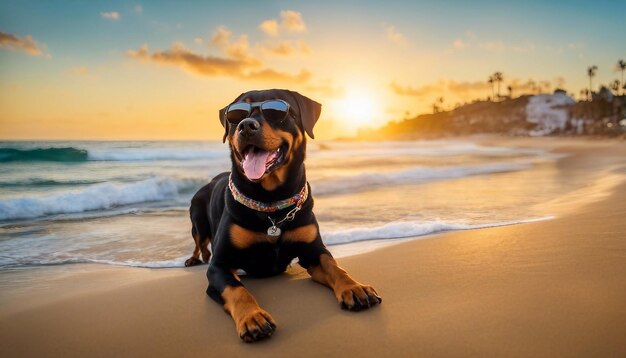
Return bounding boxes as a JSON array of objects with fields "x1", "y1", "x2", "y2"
[{"x1": 267, "y1": 226, "x2": 281, "y2": 237}]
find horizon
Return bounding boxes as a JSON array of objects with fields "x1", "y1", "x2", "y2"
[{"x1": 1, "y1": 0, "x2": 625, "y2": 140}]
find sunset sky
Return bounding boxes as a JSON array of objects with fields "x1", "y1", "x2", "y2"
[{"x1": 1, "y1": 0, "x2": 625, "y2": 140}]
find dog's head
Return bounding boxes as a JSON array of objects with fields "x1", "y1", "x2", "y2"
[{"x1": 219, "y1": 89, "x2": 321, "y2": 190}]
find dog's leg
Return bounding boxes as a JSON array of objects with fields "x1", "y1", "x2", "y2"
[
  {"x1": 207, "y1": 264, "x2": 276, "y2": 342},
  {"x1": 185, "y1": 228, "x2": 204, "y2": 267},
  {"x1": 307, "y1": 253, "x2": 382, "y2": 311},
  {"x1": 200, "y1": 238, "x2": 211, "y2": 263}
]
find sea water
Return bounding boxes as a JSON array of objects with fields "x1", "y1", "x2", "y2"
[{"x1": 0, "y1": 139, "x2": 566, "y2": 269}]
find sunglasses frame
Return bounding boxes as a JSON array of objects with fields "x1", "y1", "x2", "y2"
[{"x1": 225, "y1": 99, "x2": 294, "y2": 126}]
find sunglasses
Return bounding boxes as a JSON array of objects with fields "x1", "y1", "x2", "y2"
[{"x1": 225, "y1": 99, "x2": 293, "y2": 125}]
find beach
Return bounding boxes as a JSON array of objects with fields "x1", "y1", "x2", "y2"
[{"x1": 1, "y1": 137, "x2": 625, "y2": 357}]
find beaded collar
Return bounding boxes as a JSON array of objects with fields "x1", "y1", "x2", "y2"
[{"x1": 228, "y1": 174, "x2": 308, "y2": 213}]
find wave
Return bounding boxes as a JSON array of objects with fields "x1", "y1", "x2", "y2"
[
  {"x1": 0, "y1": 162, "x2": 530, "y2": 221},
  {"x1": 311, "y1": 141, "x2": 545, "y2": 158},
  {"x1": 0, "y1": 147, "x2": 88, "y2": 162},
  {"x1": 0, "y1": 217, "x2": 553, "y2": 270},
  {"x1": 322, "y1": 217, "x2": 552, "y2": 245},
  {"x1": 0, "y1": 145, "x2": 228, "y2": 163},
  {"x1": 0, "y1": 178, "x2": 104, "y2": 188},
  {"x1": 0, "y1": 257, "x2": 189, "y2": 269},
  {"x1": 0, "y1": 176, "x2": 204, "y2": 221},
  {"x1": 87, "y1": 148, "x2": 227, "y2": 161},
  {"x1": 312, "y1": 162, "x2": 530, "y2": 195}
]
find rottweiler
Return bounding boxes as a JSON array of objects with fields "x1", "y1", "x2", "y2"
[{"x1": 187, "y1": 89, "x2": 381, "y2": 343}]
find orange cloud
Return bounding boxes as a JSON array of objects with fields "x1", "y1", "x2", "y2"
[
  {"x1": 0, "y1": 31, "x2": 44, "y2": 56},
  {"x1": 452, "y1": 39, "x2": 468, "y2": 49},
  {"x1": 244, "y1": 68, "x2": 311, "y2": 83},
  {"x1": 305, "y1": 81, "x2": 345, "y2": 97},
  {"x1": 127, "y1": 43, "x2": 259, "y2": 76},
  {"x1": 259, "y1": 10, "x2": 307, "y2": 36},
  {"x1": 281, "y1": 10, "x2": 307, "y2": 32},
  {"x1": 384, "y1": 24, "x2": 409, "y2": 47},
  {"x1": 101, "y1": 11, "x2": 120, "y2": 20},
  {"x1": 391, "y1": 80, "x2": 491, "y2": 98},
  {"x1": 259, "y1": 20, "x2": 279, "y2": 36},
  {"x1": 72, "y1": 66, "x2": 89, "y2": 76},
  {"x1": 127, "y1": 43, "x2": 309, "y2": 84},
  {"x1": 259, "y1": 40, "x2": 311, "y2": 56}
]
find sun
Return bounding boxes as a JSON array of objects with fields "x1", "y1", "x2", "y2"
[{"x1": 332, "y1": 87, "x2": 381, "y2": 131}]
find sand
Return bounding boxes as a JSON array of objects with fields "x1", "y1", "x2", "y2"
[{"x1": 1, "y1": 137, "x2": 625, "y2": 357}]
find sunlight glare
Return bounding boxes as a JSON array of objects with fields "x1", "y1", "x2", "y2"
[{"x1": 333, "y1": 87, "x2": 381, "y2": 131}]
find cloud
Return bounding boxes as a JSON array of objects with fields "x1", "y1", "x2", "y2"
[
  {"x1": 452, "y1": 39, "x2": 468, "y2": 49},
  {"x1": 259, "y1": 40, "x2": 311, "y2": 56},
  {"x1": 259, "y1": 20, "x2": 279, "y2": 36},
  {"x1": 127, "y1": 42, "x2": 308, "y2": 84},
  {"x1": 478, "y1": 41, "x2": 506, "y2": 53},
  {"x1": 72, "y1": 66, "x2": 89, "y2": 76},
  {"x1": 305, "y1": 81, "x2": 345, "y2": 97},
  {"x1": 450, "y1": 31, "x2": 535, "y2": 53},
  {"x1": 384, "y1": 25, "x2": 409, "y2": 47},
  {"x1": 281, "y1": 10, "x2": 306, "y2": 32},
  {"x1": 210, "y1": 26, "x2": 253, "y2": 60},
  {"x1": 127, "y1": 43, "x2": 258, "y2": 77},
  {"x1": 259, "y1": 10, "x2": 307, "y2": 36},
  {"x1": 134, "y1": 5, "x2": 143, "y2": 14},
  {"x1": 101, "y1": 11, "x2": 120, "y2": 20},
  {"x1": 210, "y1": 26, "x2": 231, "y2": 47},
  {"x1": 244, "y1": 68, "x2": 311, "y2": 83},
  {"x1": 567, "y1": 42, "x2": 585, "y2": 50},
  {"x1": 391, "y1": 80, "x2": 491, "y2": 98},
  {"x1": 0, "y1": 31, "x2": 45, "y2": 56}
]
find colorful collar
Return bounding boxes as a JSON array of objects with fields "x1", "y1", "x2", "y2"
[{"x1": 228, "y1": 174, "x2": 308, "y2": 213}]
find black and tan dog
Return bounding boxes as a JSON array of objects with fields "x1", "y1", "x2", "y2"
[{"x1": 187, "y1": 89, "x2": 381, "y2": 343}]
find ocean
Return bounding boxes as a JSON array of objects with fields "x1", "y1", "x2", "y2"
[{"x1": 0, "y1": 139, "x2": 565, "y2": 270}]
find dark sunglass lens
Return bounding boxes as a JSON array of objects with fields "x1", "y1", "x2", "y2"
[
  {"x1": 226, "y1": 103, "x2": 251, "y2": 123},
  {"x1": 261, "y1": 100, "x2": 289, "y2": 122}
]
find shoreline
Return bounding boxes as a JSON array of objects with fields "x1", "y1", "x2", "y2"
[{"x1": 1, "y1": 137, "x2": 625, "y2": 356}]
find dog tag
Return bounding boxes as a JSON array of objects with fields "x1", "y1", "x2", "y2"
[{"x1": 267, "y1": 226, "x2": 281, "y2": 237}]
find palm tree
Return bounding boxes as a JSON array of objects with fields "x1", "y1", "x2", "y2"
[
  {"x1": 487, "y1": 75, "x2": 495, "y2": 100},
  {"x1": 493, "y1": 72, "x2": 503, "y2": 99},
  {"x1": 617, "y1": 60, "x2": 626, "y2": 95},
  {"x1": 610, "y1": 80, "x2": 620, "y2": 94},
  {"x1": 587, "y1": 65, "x2": 598, "y2": 100},
  {"x1": 507, "y1": 85, "x2": 513, "y2": 98},
  {"x1": 579, "y1": 89, "x2": 587, "y2": 101}
]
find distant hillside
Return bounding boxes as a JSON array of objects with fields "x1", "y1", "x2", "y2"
[{"x1": 357, "y1": 92, "x2": 626, "y2": 140}]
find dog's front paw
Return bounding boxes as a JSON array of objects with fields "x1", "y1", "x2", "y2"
[
  {"x1": 184, "y1": 257, "x2": 203, "y2": 267},
  {"x1": 337, "y1": 284, "x2": 382, "y2": 311},
  {"x1": 236, "y1": 309, "x2": 277, "y2": 343}
]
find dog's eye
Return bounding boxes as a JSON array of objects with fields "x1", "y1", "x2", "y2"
[
  {"x1": 226, "y1": 110, "x2": 249, "y2": 124},
  {"x1": 226, "y1": 102, "x2": 252, "y2": 124}
]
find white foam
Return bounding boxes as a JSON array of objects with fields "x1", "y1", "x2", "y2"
[
  {"x1": 313, "y1": 162, "x2": 531, "y2": 195},
  {"x1": 311, "y1": 141, "x2": 545, "y2": 159},
  {"x1": 0, "y1": 257, "x2": 188, "y2": 269},
  {"x1": 323, "y1": 217, "x2": 553, "y2": 246},
  {"x1": 88, "y1": 148, "x2": 227, "y2": 161},
  {"x1": 0, "y1": 176, "x2": 202, "y2": 221}
]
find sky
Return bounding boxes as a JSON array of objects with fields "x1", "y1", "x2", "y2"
[{"x1": 1, "y1": 0, "x2": 625, "y2": 140}]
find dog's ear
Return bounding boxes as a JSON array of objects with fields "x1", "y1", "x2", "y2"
[
  {"x1": 289, "y1": 91, "x2": 321, "y2": 139},
  {"x1": 219, "y1": 105, "x2": 228, "y2": 143}
]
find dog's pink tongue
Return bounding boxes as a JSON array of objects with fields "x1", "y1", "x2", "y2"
[{"x1": 242, "y1": 147, "x2": 270, "y2": 180}]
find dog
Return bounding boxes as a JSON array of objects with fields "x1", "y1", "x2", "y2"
[{"x1": 187, "y1": 89, "x2": 382, "y2": 343}]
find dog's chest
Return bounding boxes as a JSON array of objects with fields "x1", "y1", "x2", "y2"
[{"x1": 235, "y1": 241, "x2": 297, "y2": 278}]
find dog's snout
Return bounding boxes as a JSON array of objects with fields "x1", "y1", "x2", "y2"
[{"x1": 238, "y1": 118, "x2": 260, "y2": 137}]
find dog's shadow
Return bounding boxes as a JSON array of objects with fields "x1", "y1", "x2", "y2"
[{"x1": 198, "y1": 265, "x2": 386, "y2": 347}]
